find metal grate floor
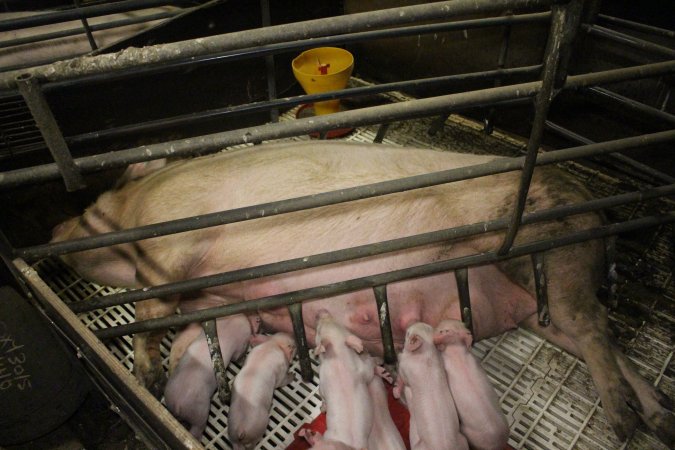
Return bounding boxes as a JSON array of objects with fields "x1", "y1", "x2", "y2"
[{"x1": 33, "y1": 78, "x2": 673, "y2": 450}]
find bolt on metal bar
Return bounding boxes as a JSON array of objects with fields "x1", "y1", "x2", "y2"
[
  {"x1": 67, "y1": 65, "x2": 541, "y2": 147},
  {"x1": 14, "y1": 73, "x2": 85, "y2": 192},
  {"x1": 0, "y1": 12, "x2": 178, "y2": 50},
  {"x1": 531, "y1": 252, "x2": 550, "y2": 326},
  {"x1": 544, "y1": 120, "x2": 675, "y2": 185},
  {"x1": 67, "y1": 180, "x2": 675, "y2": 314},
  {"x1": 582, "y1": 24, "x2": 675, "y2": 58},
  {"x1": 585, "y1": 87, "x2": 675, "y2": 126},
  {"x1": 373, "y1": 285, "x2": 396, "y2": 365},
  {"x1": 19, "y1": 129, "x2": 675, "y2": 266},
  {"x1": 202, "y1": 319, "x2": 231, "y2": 404},
  {"x1": 498, "y1": 0, "x2": 582, "y2": 255},
  {"x1": 4, "y1": 59, "x2": 674, "y2": 191},
  {"x1": 454, "y1": 268, "x2": 473, "y2": 335},
  {"x1": 0, "y1": 0, "x2": 172, "y2": 31},
  {"x1": 0, "y1": 0, "x2": 554, "y2": 90},
  {"x1": 288, "y1": 303, "x2": 313, "y2": 382},
  {"x1": 91, "y1": 213, "x2": 675, "y2": 340},
  {"x1": 596, "y1": 14, "x2": 675, "y2": 40}
]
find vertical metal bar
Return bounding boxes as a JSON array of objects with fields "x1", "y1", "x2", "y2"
[
  {"x1": 498, "y1": 0, "x2": 582, "y2": 255},
  {"x1": 531, "y1": 252, "x2": 551, "y2": 326},
  {"x1": 288, "y1": 303, "x2": 313, "y2": 382},
  {"x1": 373, "y1": 123, "x2": 391, "y2": 143},
  {"x1": 428, "y1": 113, "x2": 448, "y2": 136},
  {"x1": 260, "y1": 0, "x2": 278, "y2": 122},
  {"x1": 604, "y1": 238, "x2": 618, "y2": 310},
  {"x1": 74, "y1": 0, "x2": 98, "y2": 51},
  {"x1": 15, "y1": 73, "x2": 85, "y2": 191},
  {"x1": 373, "y1": 285, "x2": 397, "y2": 365},
  {"x1": 484, "y1": 12, "x2": 513, "y2": 135},
  {"x1": 202, "y1": 319, "x2": 231, "y2": 404},
  {"x1": 454, "y1": 268, "x2": 473, "y2": 335}
]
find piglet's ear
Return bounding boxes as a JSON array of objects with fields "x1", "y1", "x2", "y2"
[
  {"x1": 250, "y1": 334, "x2": 270, "y2": 347},
  {"x1": 282, "y1": 342, "x2": 297, "y2": 362},
  {"x1": 346, "y1": 335, "x2": 364, "y2": 353},
  {"x1": 407, "y1": 334, "x2": 423, "y2": 352}
]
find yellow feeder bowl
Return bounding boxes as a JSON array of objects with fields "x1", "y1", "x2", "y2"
[{"x1": 292, "y1": 47, "x2": 354, "y2": 115}]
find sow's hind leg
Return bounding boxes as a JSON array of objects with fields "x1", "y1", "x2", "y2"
[{"x1": 517, "y1": 242, "x2": 674, "y2": 445}]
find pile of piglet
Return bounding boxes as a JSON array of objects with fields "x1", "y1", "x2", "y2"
[{"x1": 164, "y1": 310, "x2": 509, "y2": 450}]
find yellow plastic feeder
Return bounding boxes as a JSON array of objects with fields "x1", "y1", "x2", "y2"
[{"x1": 292, "y1": 47, "x2": 354, "y2": 115}]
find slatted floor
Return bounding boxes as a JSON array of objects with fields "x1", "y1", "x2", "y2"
[{"x1": 33, "y1": 77, "x2": 673, "y2": 450}]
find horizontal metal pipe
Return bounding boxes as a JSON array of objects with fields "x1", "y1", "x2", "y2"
[
  {"x1": 18, "y1": 129, "x2": 675, "y2": 264},
  {"x1": 585, "y1": 86, "x2": 675, "y2": 126},
  {"x1": 597, "y1": 14, "x2": 675, "y2": 40},
  {"x1": 67, "y1": 65, "x2": 542, "y2": 146},
  {"x1": 0, "y1": 11, "x2": 178, "y2": 50},
  {"x1": 68, "y1": 181, "x2": 675, "y2": 313},
  {"x1": 583, "y1": 24, "x2": 675, "y2": 58},
  {"x1": 0, "y1": 0, "x2": 553, "y2": 89},
  {"x1": 93, "y1": 212, "x2": 675, "y2": 339},
  {"x1": 3, "y1": 60, "x2": 674, "y2": 190},
  {"x1": 43, "y1": 11, "x2": 551, "y2": 92},
  {"x1": 544, "y1": 120, "x2": 675, "y2": 184},
  {"x1": 0, "y1": 0, "x2": 172, "y2": 31}
]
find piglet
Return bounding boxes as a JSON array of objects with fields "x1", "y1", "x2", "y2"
[
  {"x1": 164, "y1": 314, "x2": 254, "y2": 438},
  {"x1": 394, "y1": 322, "x2": 468, "y2": 450},
  {"x1": 366, "y1": 368, "x2": 407, "y2": 450},
  {"x1": 299, "y1": 429, "x2": 364, "y2": 450},
  {"x1": 434, "y1": 320, "x2": 509, "y2": 450},
  {"x1": 314, "y1": 311, "x2": 375, "y2": 450},
  {"x1": 228, "y1": 332, "x2": 297, "y2": 450}
]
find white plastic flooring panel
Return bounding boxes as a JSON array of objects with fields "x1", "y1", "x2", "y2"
[{"x1": 33, "y1": 79, "x2": 673, "y2": 450}]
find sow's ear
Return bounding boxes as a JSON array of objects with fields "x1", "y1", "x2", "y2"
[{"x1": 115, "y1": 159, "x2": 167, "y2": 188}]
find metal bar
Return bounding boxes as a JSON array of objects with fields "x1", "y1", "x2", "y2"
[
  {"x1": 288, "y1": 303, "x2": 313, "y2": 382},
  {"x1": 585, "y1": 86, "x2": 675, "y2": 126},
  {"x1": 0, "y1": 0, "x2": 171, "y2": 31},
  {"x1": 13, "y1": 258, "x2": 203, "y2": 449},
  {"x1": 498, "y1": 0, "x2": 582, "y2": 254},
  {"x1": 0, "y1": 12, "x2": 178, "y2": 50},
  {"x1": 544, "y1": 120, "x2": 675, "y2": 185},
  {"x1": 454, "y1": 268, "x2": 473, "y2": 335},
  {"x1": 596, "y1": 14, "x2": 675, "y2": 40},
  {"x1": 531, "y1": 252, "x2": 550, "y2": 326},
  {"x1": 68, "y1": 182, "x2": 675, "y2": 313},
  {"x1": 582, "y1": 24, "x2": 675, "y2": 58},
  {"x1": 260, "y1": 0, "x2": 278, "y2": 123},
  {"x1": 93, "y1": 213, "x2": 675, "y2": 340},
  {"x1": 0, "y1": 1, "x2": 554, "y2": 89},
  {"x1": 604, "y1": 238, "x2": 618, "y2": 310},
  {"x1": 484, "y1": 11, "x2": 513, "y2": 135},
  {"x1": 373, "y1": 285, "x2": 396, "y2": 365},
  {"x1": 373, "y1": 123, "x2": 391, "y2": 143},
  {"x1": 20, "y1": 129, "x2": 675, "y2": 264},
  {"x1": 4, "y1": 59, "x2": 674, "y2": 190},
  {"x1": 66, "y1": 65, "x2": 541, "y2": 147},
  {"x1": 202, "y1": 319, "x2": 231, "y2": 404},
  {"x1": 14, "y1": 73, "x2": 85, "y2": 192},
  {"x1": 29, "y1": 12, "x2": 551, "y2": 94},
  {"x1": 74, "y1": 0, "x2": 98, "y2": 51}
]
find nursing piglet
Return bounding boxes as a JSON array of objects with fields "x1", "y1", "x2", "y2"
[
  {"x1": 228, "y1": 332, "x2": 296, "y2": 450},
  {"x1": 164, "y1": 314, "x2": 253, "y2": 438},
  {"x1": 314, "y1": 311, "x2": 375, "y2": 449},
  {"x1": 434, "y1": 320, "x2": 509, "y2": 450},
  {"x1": 299, "y1": 429, "x2": 364, "y2": 450},
  {"x1": 394, "y1": 322, "x2": 468, "y2": 450}
]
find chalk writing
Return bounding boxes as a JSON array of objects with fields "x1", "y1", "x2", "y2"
[{"x1": 0, "y1": 320, "x2": 32, "y2": 391}]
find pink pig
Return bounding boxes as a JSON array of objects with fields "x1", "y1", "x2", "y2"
[
  {"x1": 163, "y1": 314, "x2": 254, "y2": 438},
  {"x1": 434, "y1": 320, "x2": 509, "y2": 450},
  {"x1": 394, "y1": 322, "x2": 468, "y2": 450},
  {"x1": 228, "y1": 332, "x2": 297, "y2": 450},
  {"x1": 299, "y1": 428, "x2": 364, "y2": 450}
]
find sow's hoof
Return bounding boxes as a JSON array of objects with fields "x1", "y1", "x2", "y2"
[
  {"x1": 606, "y1": 381, "x2": 641, "y2": 442},
  {"x1": 134, "y1": 365, "x2": 167, "y2": 399}
]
